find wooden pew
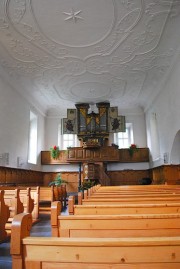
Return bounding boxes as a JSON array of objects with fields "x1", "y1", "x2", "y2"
[
  {"x1": 81, "y1": 196, "x2": 180, "y2": 205},
  {"x1": 0, "y1": 186, "x2": 39, "y2": 221},
  {"x1": 3, "y1": 188, "x2": 24, "y2": 221},
  {"x1": 19, "y1": 187, "x2": 39, "y2": 221},
  {"x1": 11, "y1": 213, "x2": 180, "y2": 269},
  {"x1": 0, "y1": 190, "x2": 10, "y2": 242},
  {"x1": 0, "y1": 186, "x2": 39, "y2": 235},
  {"x1": 28, "y1": 186, "x2": 40, "y2": 220},
  {"x1": 51, "y1": 201, "x2": 180, "y2": 238},
  {"x1": 78, "y1": 185, "x2": 180, "y2": 206},
  {"x1": 87, "y1": 185, "x2": 180, "y2": 197},
  {"x1": 72, "y1": 202, "x2": 180, "y2": 215},
  {"x1": 39, "y1": 186, "x2": 67, "y2": 209},
  {"x1": 79, "y1": 190, "x2": 180, "y2": 201},
  {"x1": 75, "y1": 192, "x2": 180, "y2": 214},
  {"x1": 39, "y1": 186, "x2": 54, "y2": 202},
  {"x1": 96, "y1": 185, "x2": 180, "y2": 192},
  {"x1": 19, "y1": 188, "x2": 34, "y2": 215},
  {"x1": 89, "y1": 189, "x2": 180, "y2": 195},
  {"x1": 85, "y1": 194, "x2": 180, "y2": 201},
  {"x1": 87, "y1": 185, "x2": 180, "y2": 196},
  {"x1": 53, "y1": 185, "x2": 67, "y2": 209},
  {"x1": 76, "y1": 190, "x2": 180, "y2": 213}
]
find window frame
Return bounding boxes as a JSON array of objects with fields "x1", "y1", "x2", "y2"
[
  {"x1": 58, "y1": 123, "x2": 79, "y2": 150},
  {"x1": 114, "y1": 123, "x2": 134, "y2": 148}
]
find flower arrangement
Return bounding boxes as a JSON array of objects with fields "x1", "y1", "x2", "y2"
[
  {"x1": 50, "y1": 145, "x2": 60, "y2": 159},
  {"x1": 128, "y1": 144, "x2": 138, "y2": 157}
]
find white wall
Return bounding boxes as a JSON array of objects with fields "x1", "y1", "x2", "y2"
[
  {"x1": 146, "y1": 53, "x2": 180, "y2": 167},
  {"x1": 45, "y1": 117, "x2": 61, "y2": 149},
  {"x1": 124, "y1": 109, "x2": 147, "y2": 147},
  {"x1": 171, "y1": 131, "x2": 180, "y2": 164},
  {"x1": 0, "y1": 76, "x2": 45, "y2": 170}
]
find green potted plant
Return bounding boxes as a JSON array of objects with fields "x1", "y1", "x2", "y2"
[{"x1": 49, "y1": 173, "x2": 68, "y2": 186}]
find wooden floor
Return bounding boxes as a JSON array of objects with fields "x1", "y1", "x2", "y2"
[{"x1": 0, "y1": 207, "x2": 68, "y2": 269}]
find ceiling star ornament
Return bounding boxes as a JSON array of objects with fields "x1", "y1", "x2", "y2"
[{"x1": 63, "y1": 8, "x2": 83, "y2": 23}]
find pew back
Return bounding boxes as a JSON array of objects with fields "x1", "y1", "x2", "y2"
[
  {"x1": 51, "y1": 201, "x2": 180, "y2": 238},
  {"x1": 11, "y1": 213, "x2": 180, "y2": 269},
  {"x1": 97, "y1": 185, "x2": 180, "y2": 192},
  {"x1": 39, "y1": 186, "x2": 67, "y2": 209},
  {"x1": 3, "y1": 189, "x2": 24, "y2": 220},
  {"x1": 81, "y1": 196, "x2": 180, "y2": 205},
  {"x1": 0, "y1": 186, "x2": 39, "y2": 221},
  {"x1": 73, "y1": 203, "x2": 180, "y2": 215}
]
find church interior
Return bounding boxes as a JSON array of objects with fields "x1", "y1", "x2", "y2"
[{"x1": 0, "y1": 0, "x2": 180, "y2": 268}]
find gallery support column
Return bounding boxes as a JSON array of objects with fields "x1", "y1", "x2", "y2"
[{"x1": 78, "y1": 162, "x2": 82, "y2": 191}]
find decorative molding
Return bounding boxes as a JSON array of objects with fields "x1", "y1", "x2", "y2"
[
  {"x1": 0, "y1": 0, "x2": 178, "y2": 116},
  {"x1": 63, "y1": 8, "x2": 83, "y2": 23}
]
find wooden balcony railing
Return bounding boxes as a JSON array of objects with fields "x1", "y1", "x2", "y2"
[{"x1": 41, "y1": 147, "x2": 149, "y2": 164}]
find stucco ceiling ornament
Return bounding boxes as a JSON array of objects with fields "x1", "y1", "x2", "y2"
[
  {"x1": 63, "y1": 8, "x2": 83, "y2": 23},
  {"x1": 0, "y1": 0, "x2": 179, "y2": 116}
]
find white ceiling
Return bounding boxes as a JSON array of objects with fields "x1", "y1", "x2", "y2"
[{"x1": 0, "y1": 0, "x2": 180, "y2": 117}]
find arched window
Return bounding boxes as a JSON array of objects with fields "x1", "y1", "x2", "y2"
[{"x1": 28, "y1": 111, "x2": 37, "y2": 164}]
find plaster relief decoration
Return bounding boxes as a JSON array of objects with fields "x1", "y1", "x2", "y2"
[
  {"x1": 0, "y1": 0, "x2": 179, "y2": 116},
  {"x1": 63, "y1": 8, "x2": 83, "y2": 23}
]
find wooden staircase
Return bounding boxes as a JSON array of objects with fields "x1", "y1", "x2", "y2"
[{"x1": 97, "y1": 163, "x2": 111, "y2": 186}]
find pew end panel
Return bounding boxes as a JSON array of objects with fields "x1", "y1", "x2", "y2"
[
  {"x1": 51, "y1": 201, "x2": 62, "y2": 237},
  {"x1": 29, "y1": 186, "x2": 40, "y2": 221},
  {"x1": 10, "y1": 213, "x2": 32, "y2": 269},
  {"x1": 0, "y1": 190, "x2": 10, "y2": 242},
  {"x1": 78, "y1": 191, "x2": 83, "y2": 205},
  {"x1": 68, "y1": 195, "x2": 75, "y2": 215}
]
